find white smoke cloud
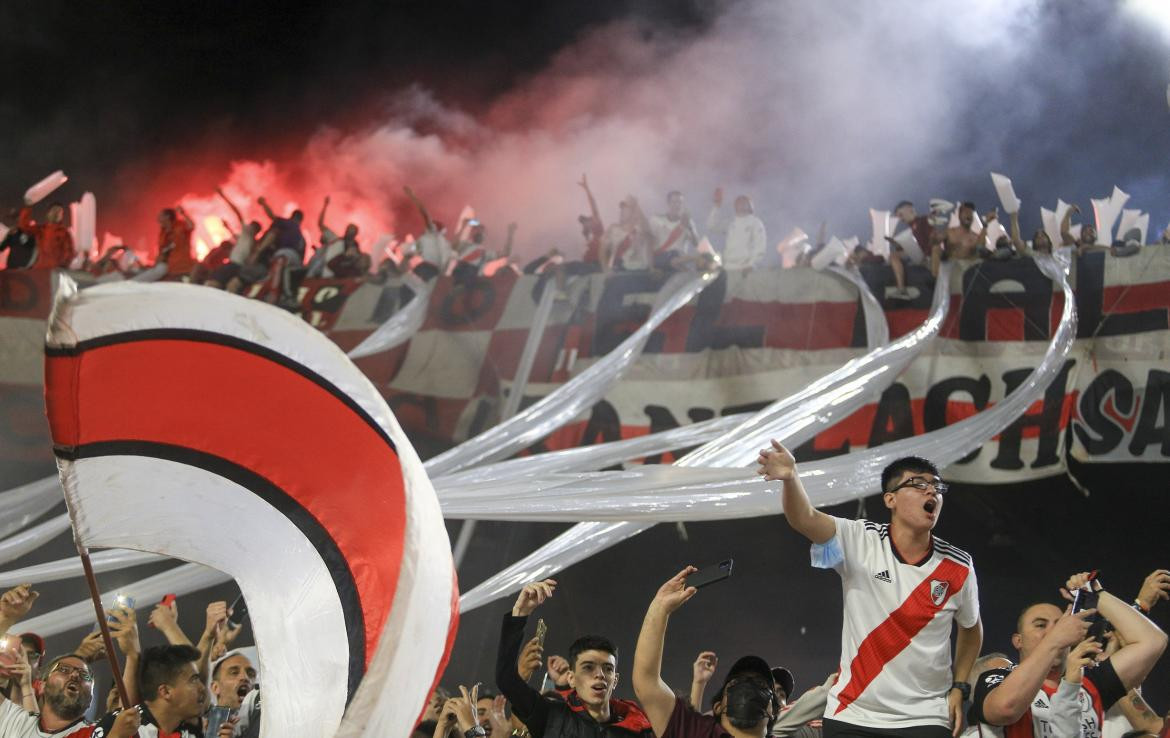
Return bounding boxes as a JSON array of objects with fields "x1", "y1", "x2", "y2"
[{"x1": 189, "y1": 0, "x2": 1168, "y2": 258}]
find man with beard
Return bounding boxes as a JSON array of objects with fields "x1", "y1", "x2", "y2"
[
  {"x1": 93, "y1": 645, "x2": 207, "y2": 738},
  {"x1": 496, "y1": 579, "x2": 653, "y2": 738},
  {"x1": 0, "y1": 653, "x2": 103, "y2": 737},
  {"x1": 633, "y1": 566, "x2": 781, "y2": 738},
  {"x1": 968, "y1": 572, "x2": 1167, "y2": 737},
  {"x1": 757, "y1": 445, "x2": 983, "y2": 737}
]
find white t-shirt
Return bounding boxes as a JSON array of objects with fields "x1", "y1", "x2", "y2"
[
  {"x1": 721, "y1": 214, "x2": 767, "y2": 270},
  {"x1": 228, "y1": 230, "x2": 255, "y2": 265},
  {"x1": 316, "y1": 226, "x2": 347, "y2": 278},
  {"x1": 812, "y1": 517, "x2": 979, "y2": 730},
  {"x1": 0, "y1": 700, "x2": 92, "y2": 737},
  {"x1": 414, "y1": 228, "x2": 452, "y2": 266}
]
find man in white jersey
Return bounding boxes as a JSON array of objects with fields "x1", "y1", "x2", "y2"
[
  {"x1": 757, "y1": 443, "x2": 983, "y2": 737},
  {"x1": 968, "y1": 572, "x2": 1167, "y2": 738}
]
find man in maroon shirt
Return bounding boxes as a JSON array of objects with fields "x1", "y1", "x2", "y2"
[{"x1": 633, "y1": 567, "x2": 780, "y2": 738}]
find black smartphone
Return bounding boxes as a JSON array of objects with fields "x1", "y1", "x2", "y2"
[
  {"x1": 228, "y1": 593, "x2": 249, "y2": 629},
  {"x1": 688, "y1": 559, "x2": 733, "y2": 589}
]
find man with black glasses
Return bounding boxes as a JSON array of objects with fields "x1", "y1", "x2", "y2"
[{"x1": 758, "y1": 445, "x2": 982, "y2": 737}]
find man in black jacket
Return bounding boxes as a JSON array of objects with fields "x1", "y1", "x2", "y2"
[{"x1": 496, "y1": 579, "x2": 654, "y2": 738}]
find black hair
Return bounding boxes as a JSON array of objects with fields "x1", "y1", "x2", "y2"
[
  {"x1": 140, "y1": 644, "x2": 201, "y2": 701},
  {"x1": 568, "y1": 635, "x2": 618, "y2": 669},
  {"x1": 894, "y1": 200, "x2": 914, "y2": 211},
  {"x1": 161, "y1": 208, "x2": 177, "y2": 220},
  {"x1": 1015, "y1": 601, "x2": 1061, "y2": 634},
  {"x1": 960, "y1": 201, "x2": 976, "y2": 211},
  {"x1": 292, "y1": 210, "x2": 304, "y2": 220},
  {"x1": 476, "y1": 690, "x2": 498, "y2": 702},
  {"x1": 880, "y1": 456, "x2": 939, "y2": 494}
]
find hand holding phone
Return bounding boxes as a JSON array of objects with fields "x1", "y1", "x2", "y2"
[{"x1": 688, "y1": 559, "x2": 734, "y2": 589}]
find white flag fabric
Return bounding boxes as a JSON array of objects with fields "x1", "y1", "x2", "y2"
[{"x1": 43, "y1": 279, "x2": 456, "y2": 738}]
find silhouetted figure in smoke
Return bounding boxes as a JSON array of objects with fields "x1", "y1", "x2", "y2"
[
  {"x1": 603, "y1": 196, "x2": 652, "y2": 271},
  {"x1": 707, "y1": 188, "x2": 766, "y2": 271},
  {"x1": 577, "y1": 174, "x2": 605, "y2": 270},
  {"x1": 885, "y1": 200, "x2": 934, "y2": 300},
  {"x1": 404, "y1": 185, "x2": 452, "y2": 280},
  {"x1": 932, "y1": 201, "x2": 990, "y2": 277},
  {"x1": 648, "y1": 189, "x2": 698, "y2": 269},
  {"x1": 308, "y1": 194, "x2": 362, "y2": 278},
  {"x1": 156, "y1": 206, "x2": 196, "y2": 278},
  {"x1": 256, "y1": 196, "x2": 306, "y2": 309},
  {"x1": 1, "y1": 207, "x2": 37, "y2": 269},
  {"x1": 18, "y1": 201, "x2": 74, "y2": 270},
  {"x1": 208, "y1": 186, "x2": 263, "y2": 290}
]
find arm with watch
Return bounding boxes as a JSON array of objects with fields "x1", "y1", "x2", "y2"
[{"x1": 948, "y1": 618, "x2": 982, "y2": 734}]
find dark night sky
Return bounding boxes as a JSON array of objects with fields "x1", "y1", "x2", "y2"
[{"x1": 0, "y1": 1, "x2": 714, "y2": 210}]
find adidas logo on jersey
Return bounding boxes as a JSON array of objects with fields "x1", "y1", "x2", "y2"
[
  {"x1": 1033, "y1": 697, "x2": 1046, "y2": 709},
  {"x1": 873, "y1": 569, "x2": 892, "y2": 583}
]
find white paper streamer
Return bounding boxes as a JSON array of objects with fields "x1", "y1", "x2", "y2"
[
  {"x1": 499, "y1": 280, "x2": 557, "y2": 420},
  {"x1": 0, "y1": 549, "x2": 165, "y2": 589},
  {"x1": 346, "y1": 274, "x2": 433, "y2": 359},
  {"x1": 458, "y1": 254, "x2": 1075, "y2": 611},
  {"x1": 434, "y1": 413, "x2": 748, "y2": 488},
  {"x1": 15, "y1": 563, "x2": 231, "y2": 636},
  {"x1": 424, "y1": 271, "x2": 715, "y2": 477},
  {"x1": 990, "y1": 173, "x2": 1022, "y2": 214},
  {"x1": 24, "y1": 171, "x2": 68, "y2": 206},
  {"x1": 828, "y1": 265, "x2": 889, "y2": 350},
  {"x1": 0, "y1": 514, "x2": 71, "y2": 566},
  {"x1": 445, "y1": 263, "x2": 950, "y2": 514},
  {"x1": 0, "y1": 476, "x2": 62, "y2": 540}
]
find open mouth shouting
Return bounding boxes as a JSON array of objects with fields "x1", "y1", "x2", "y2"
[{"x1": 923, "y1": 497, "x2": 938, "y2": 518}]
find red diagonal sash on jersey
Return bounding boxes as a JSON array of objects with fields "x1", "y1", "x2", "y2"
[
  {"x1": 655, "y1": 223, "x2": 686, "y2": 253},
  {"x1": 833, "y1": 557, "x2": 969, "y2": 714}
]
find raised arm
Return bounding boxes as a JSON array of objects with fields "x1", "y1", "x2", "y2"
[
  {"x1": 1009, "y1": 211, "x2": 1024, "y2": 253},
  {"x1": 1069, "y1": 573, "x2": 1169, "y2": 690},
  {"x1": 578, "y1": 174, "x2": 601, "y2": 227},
  {"x1": 633, "y1": 566, "x2": 698, "y2": 737},
  {"x1": 0, "y1": 584, "x2": 38, "y2": 635},
  {"x1": 176, "y1": 205, "x2": 194, "y2": 228},
  {"x1": 148, "y1": 598, "x2": 193, "y2": 648},
  {"x1": 1059, "y1": 204, "x2": 1078, "y2": 246},
  {"x1": 109, "y1": 605, "x2": 142, "y2": 707},
  {"x1": 757, "y1": 440, "x2": 836, "y2": 543},
  {"x1": 979, "y1": 607, "x2": 1093, "y2": 725},
  {"x1": 689, "y1": 651, "x2": 717, "y2": 711},
  {"x1": 318, "y1": 195, "x2": 331, "y2": 233},
  {"x1": 257, "y1": 195, "x2": 277, "y2": 222},
  {"x1": 495, "y1": 580, "x2": 556, "y2": 736},
  {"x1": 404, "y1": 186, "x2": 435, "y2": 231},
  {"x1": 215, "y1": 187, "x2": 246, "y2": 230}
]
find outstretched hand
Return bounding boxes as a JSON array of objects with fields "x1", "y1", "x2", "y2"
[
  {"x1": 652, "y1": 566, "x2": 698, "y2": 615},
  {"x1": 512, "y1": 579, "x2": 556, "y2": 617},
  {"x1": 757, "y1": 440, "x2": 797, "y2": 481}
]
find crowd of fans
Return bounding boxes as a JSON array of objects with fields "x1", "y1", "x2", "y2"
[
  {"x1": 0, "y1": 586, "x2": 256, "y2": 737},
  {"x1": 5, "y1": 178, "x2": 1168, "y2": 313},
  {"x1": 3, "y1": 451, "x2": 1162, "y2": 737},
  {"x1": 409, "y1": 446, "x2": 1170, "y2": 738}
]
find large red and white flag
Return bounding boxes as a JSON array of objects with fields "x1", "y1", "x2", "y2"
[{"x1": 43, "y1": 277, "x2": 456, "y2": 737}]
